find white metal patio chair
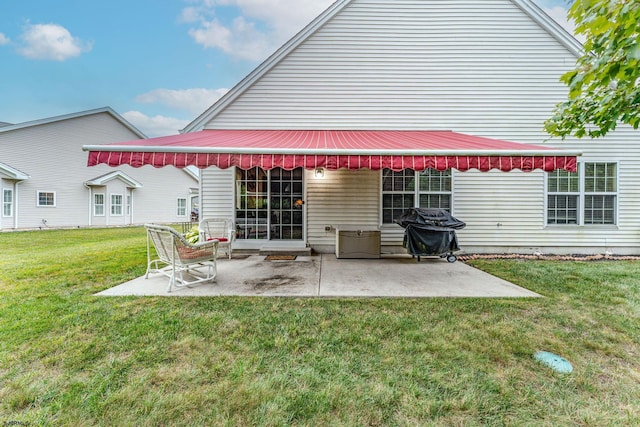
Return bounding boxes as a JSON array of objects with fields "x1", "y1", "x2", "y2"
[
  {"x1": 145, "y1": 224, "x2": 219, "y2": 292},
  {"x1": 199, "y1": 217, "x2": 235, "y2": 259}
]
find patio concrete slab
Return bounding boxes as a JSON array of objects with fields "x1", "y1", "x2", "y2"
[
  {"x1": 319, "y1": 255, "x2": 539, "y2": 297},
  {"x1": 96, "y1": 254, "x2": 540, "y2": 298}
]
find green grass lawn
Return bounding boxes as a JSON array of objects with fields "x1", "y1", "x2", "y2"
[{"x1": 1, "y1": 227, "x2": 639, "y2": 426}]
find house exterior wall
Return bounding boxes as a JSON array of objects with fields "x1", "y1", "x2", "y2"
[
  {"x1": 0, "y1": 111, "x2": 197, "y2": 230},
  {"x1": 200, "y1": 167, "x2": 235, "y2": 222},
  {"x1": 306, "y1": 169, "x2": 379, "y2": 252},
  {"x1": 205, "y1": 0, "x2": 575, "y2": 138},
  {"x1": 200, "y1": 0, "x2": 640, "y2": 254}
]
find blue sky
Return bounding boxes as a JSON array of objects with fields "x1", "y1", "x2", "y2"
[{"x1": 0, "y1": 0, "x2": 573, "y2": 137}]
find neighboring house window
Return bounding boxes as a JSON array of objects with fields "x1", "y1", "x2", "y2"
[
  {"x1": 177, "y1": 197, "x2": 187, "y2": 216},
  {"x1": 382, "y1": 168, "x2": 452, "y2": 224},
  {"x1": 111, "y1": 194, "x2": 123, "y2": 216},
  {"x1": 37, "y1": 191, "x2": 56, "y2": 207},
  {"x1": 3, "y1": 189, "x2": 13, "y2": 217},
  {"x1": 94, "y1": 193, "x2": 105, "y2": 216},
  {"x1": 547, "y1": 162, "x2": 617, "y2": 225},
  {"x1": 126, "y1": 195, "x2": 132, "y2": 216}
]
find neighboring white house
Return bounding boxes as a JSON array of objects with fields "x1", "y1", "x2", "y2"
[
  {"x1": 85, "y1": 0, "x2": 640, "y2": 255},
  {"x1": 1, "y1": 108, "x2": 198, "y2": 230}
]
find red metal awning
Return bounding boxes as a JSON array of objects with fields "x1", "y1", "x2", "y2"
[{"x1": 84, "y1": 130, "x2": 578, "y2": 172}]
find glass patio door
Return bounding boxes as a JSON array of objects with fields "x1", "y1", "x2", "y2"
[
  {"x1": 269, "y1": 168, "x2": 304, "y2": 240},
  {"x1": 235, "y1": 167, "x2": 304, "y2": 241}
]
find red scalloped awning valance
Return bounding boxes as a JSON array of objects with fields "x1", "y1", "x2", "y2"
[
  {"x1": 87, "y1": 151, "x2": 576, "y2": 172},
  {"x1": 85, "y1": 130, "x2": 578, "y2": 172}
]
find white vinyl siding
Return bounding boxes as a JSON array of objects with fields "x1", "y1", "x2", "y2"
[
  {"x1": 199, "y1": 0, "x2": 640, "y2": 254},
  {"x1": 206, "y1": 0, "x2": 575, "y2": 142},
  {"x1": 94, "y1": 193, "x2": 105, "y2": 216},
  {"x1": 110, "y1": 194, "x2": 123, "y2": 216},
  {"x1": 177, "y1": 197, "x2": 187, "y2": 217},
  {"x1": 3, "y1": 188, "x2": 12, "y2": 217},
  {"x1": 37, "y1": 191, "x2": 55, "y2": 207},
  {"x1": 200, "y1": 167, "x2": 235, "y2": 219},
  {"x1": 307, "y1": 169, "x2": 379, "y2": 249}
]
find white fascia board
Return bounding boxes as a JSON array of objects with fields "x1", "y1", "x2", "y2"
[
  {"x1": 85, "y1": 170, "x2": 143, "y2": 189},
  {"x1": 513, "y1": 0, "x2": 583, "y2": 57},
  {"x1": 0, "y1": 162, "x2": 31, "y2": 180},
  {"x1": 181, "y1": 0, "x2": 353, "y2": 133},
  {"x1": 83, "y1": 145, "x2": 582, "y2": 157},
  {"x1": 183, "y1": 166, "x2": 200, "y2": 181}
]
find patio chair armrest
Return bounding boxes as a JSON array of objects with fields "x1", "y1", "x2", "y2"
[{"x1": 190, "y1": 239, "x2": 219, "y2": 250}]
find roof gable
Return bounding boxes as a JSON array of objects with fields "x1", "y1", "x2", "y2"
[
  {"x1": 183, "y1": 0, "x2": 583, "y2": 133},
  {"x1": 0, "y1": 162, "x2": 30, "y2": 180},
  {"x1": 85, "y1": 170, "x2": 143, "y2": 188},
  {"x1": 0, "y1": 107, "x2": 146, "y2": 139}
]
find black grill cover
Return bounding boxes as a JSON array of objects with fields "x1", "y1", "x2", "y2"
[{"x1": 394, "y1": 208, "x2": 466, "y2": 256}]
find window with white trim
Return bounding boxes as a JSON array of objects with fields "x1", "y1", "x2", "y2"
[
  {"x1": 177, "y1": 197, "x2": 187, "y2": 216},
  {"x1": 37, "y1": 191, "x2": 56, "y2": 207},
  {"x1": 3, "y1": 189, "x2": 13, "y2": 217},
  {"x1": 94, "y1": 193, "x2": 105, "y2": 216},
  {"x1": 111, "y1": 194, "x2": 123, "y2": 216},
  {"x1": 547, "y1": 162, "x2": 617, "y2": 225},
  {"x1": 126, "y1": 195, "x2": 132, "y2": 216},
  {"x1": 547, "y1": 169, "x2": 579, "y2": 225},
  {"x1": 382, "y1": 168, "x2": 452, "y2": 224}
]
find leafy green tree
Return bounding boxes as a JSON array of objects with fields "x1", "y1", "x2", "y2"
[{"x1": 545, "y1": 0, "x2": 639, "y2": 138}]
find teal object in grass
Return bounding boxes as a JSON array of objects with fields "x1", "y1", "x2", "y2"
[{"x1": 534, "y1": 351, "x2": 573, "y2": 373}]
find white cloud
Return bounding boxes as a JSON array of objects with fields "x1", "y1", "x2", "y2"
[
  {"x1": 135, "y1": 87, "x2": 229, "y2": 114},
  {"x1": 189, "y1": 16, "x2": 273, "y2": 61},
  {"x1": 0, "y1": 33, "x2": 10, "y2": 45},
  {"x1": 179, "y1": 6, "x2": 202, "y2": 23},
  {"x1": 18, "y1": 23, "x2": 92, "y2": 61},
  {"x1": 183, "y1": 0, "x2": 333, "y2": 61},
  {"x1": 224, "y1": 0, "x2": 334, "y2": 38},
  {"x1": 122, "y1": 111, "x2": 190, "y2": 137}
]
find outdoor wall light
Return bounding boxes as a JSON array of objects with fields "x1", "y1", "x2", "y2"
[{"x1": 314, "y1": 167, "x2": 325, "y2": 179}]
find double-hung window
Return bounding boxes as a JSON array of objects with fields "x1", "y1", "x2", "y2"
[
  {"x1": 177, "y1": 197, "x2": 187, "y2": 217},
  {"x1": 3, "y1": 189, "x2": 13, "y2": 217},
  {"x1": 547, "y1": 162, "x2": 617, "y2": 226},
  {"x1": 584, "y1": 163, "x2": 617, "y2": 224},
  {"x1": 547, "y1": 170, "x2": 579, "y2": 224},
  {"x1": 94, "y1": 193, "x2": 105, "y2": 216},
  {"x1": 382, "y1": 168, "x2": 452, "y2": 224},
  {"x1": 111, "y1": 194, "x2": 123, "y2": 216}
]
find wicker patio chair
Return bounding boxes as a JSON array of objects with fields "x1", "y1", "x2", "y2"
[
  {"x1": 145, "y1": 224, "x2": 219, "y2": 292},
  {"x1": 199, "y1": 217, "x2": 235, "y2": 259}
]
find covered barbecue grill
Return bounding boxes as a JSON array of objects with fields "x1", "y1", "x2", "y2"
[{"x1": 395, "y1": 208, "x2": 466, "y2": 262}]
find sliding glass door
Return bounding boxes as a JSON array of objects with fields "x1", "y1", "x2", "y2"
[{"x1": 235, "y1": 167, "x2": 304, "y2": 241}]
